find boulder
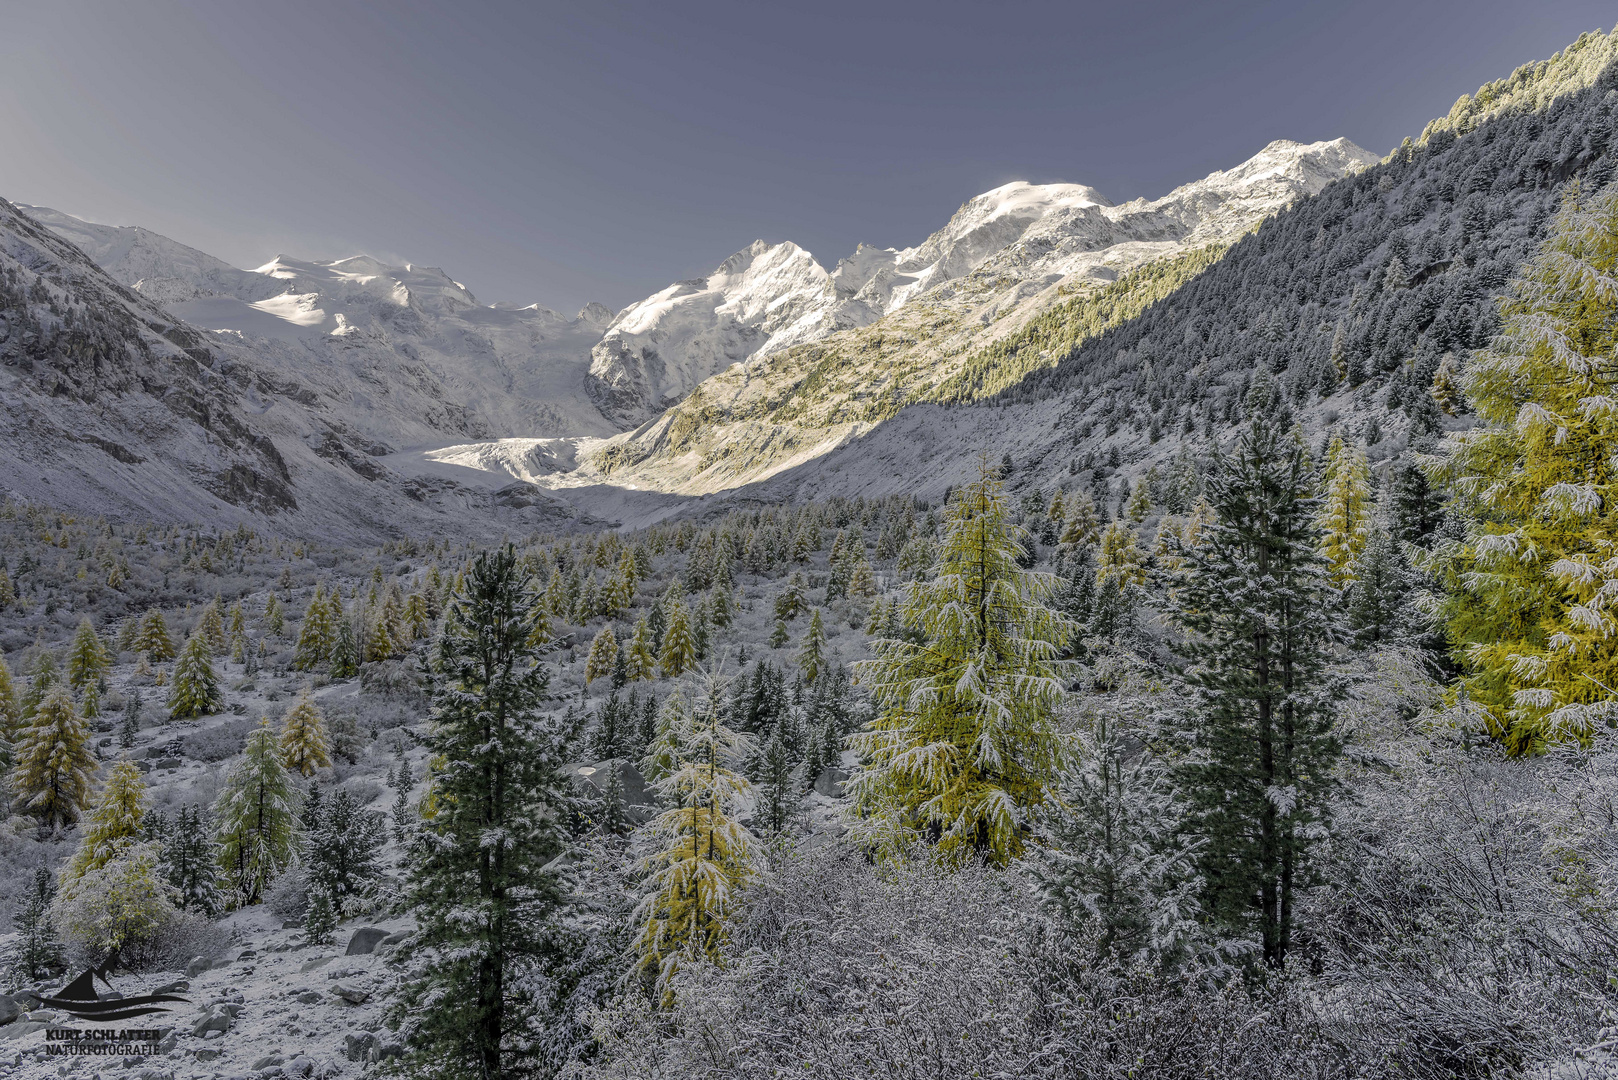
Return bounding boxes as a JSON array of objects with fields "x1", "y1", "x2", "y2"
[
  {"x1": 296, "y1": 990, "x2": 321, "y2": 1005},
  {"x1": 192, "y1": 1008, "x2": 231, "y2": 1037},
  {"x1": 0, "y1": 995, "x2": 19, "y2": 1025},
  {"x1": 813, "y1": 766, "x2": 850, "y2": 798},
  {"x1": 185, "y1": 955, "x2": 212, "y2": 977},
  {"x1": 252, "y1": 1055, "x2": 286, "y2": 1071},
  {"x1": 332, "y1": 984, "x2": 370, "y2": 1005},
  {"x1": 345, "y1": 927, "x2": 390, "y2": 956},
  {"x1": 344, "y1": 1032, "x2": 377, "y2": 1062},
  {"x1": 299, "y1": 956, "x2": 335, "y2": 973}
]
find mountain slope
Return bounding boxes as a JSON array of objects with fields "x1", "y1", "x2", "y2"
[
  {"x1": 576, "y1": 138, "x2": 1375, "y2": 492},
  {"x1": 0, "y1": 200, "x2": 612, "y2": 539},
  {"x1": 22, "y1": 207, "x2": 619, "y2": 446}
]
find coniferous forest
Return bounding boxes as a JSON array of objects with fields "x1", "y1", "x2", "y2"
[{"x1": 5, "y1": 24, "x2": 1618, "y2": 1080}]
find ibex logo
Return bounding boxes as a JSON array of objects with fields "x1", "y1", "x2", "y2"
[{"x1": 38, "y1": 956, "x2": 189, "y2": 1022}]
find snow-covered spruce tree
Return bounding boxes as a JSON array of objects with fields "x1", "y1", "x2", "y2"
[
  {"x1": 60, "y1": 758, "x2": 145, "y2": 887},
  {"x1": 755, "y1": 721, "x2": 803, "y2": 834},
  {"x1": 156, "y1": 805, "x2": 223, "y2": 917},
  {"x1": 8, "y1": 868, "x2": 65, "y2": 987},
  {"x1": 633, "y1": 670, "x2": 754, "y2": 1001},
  {"x1": 215, "y1": 719, "x2": 299, "y2": 906},
  {"x1": 849, "y1": 465, "x2": 1074, "y2": 867},
  {"x1": 11, "y1": 686, "x2": 96, "y2": 829},
  {"x1": 1165, "y1": 399, "x2": 1342, "y2": 971},
  {"x1": 1346, "y1": 527, "x2": 1414, "y2": 648},
  {"x1": 330, "y1": 620, "x2": 360, "y2": 679},
  {"x1": 279, "y1": 690, "x2": 333, "y2": 777},
  {"x1": 1031, "y1": 710, "x2": 1203, "y2": 966},
  {"x1": 1317, "y1": 434, "x2": 1374, "y2": 584},
  {"x1": 1426, "y1": 185, "x2": 1618, "y2": 753},
  {"x1": 168, "y1": 629, "x2": 222, "y2": 720},
  {"x1": 390, "y1": 546, "x2": 575, "y2": 1079},
  {"x1": 304, "y1": 787, "x2": 385, "y2": 916},
  {"x1": 132, "y1": 608, "x2": 176, "y2": 661},
  {"x1": 641, "y1": 686, "x2": 692, "y2": 784}
]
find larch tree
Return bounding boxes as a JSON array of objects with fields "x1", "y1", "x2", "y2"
[
  {"x1": 132, "y1": 608, "x2": 176, "y2": 661},
  {"x1": 798, "y1": 608, "x2": 828, "y2": 684},
  {"x1": 585, "y1": 624, "x2": 618, "y2": 685},
  {"x1": 1426, "y1": 184, "x2": 1618, "y2": 753},
  {"x1": 0, "y1": 653, "x2": 20, "y2": 743},
  {"x1": 293, "y1": 585, "x2": 336, "y2": 670},
  {"x1": 61, "y1": 759, "x2": 146, "y2": 887},
  {"x1": 1096, "y1": 521, "x2": 1146, "y2": 587},
  {"x1": 1317, "y1": 434, "x2": 1374, "y2": 584},
  {"x1": 11, "y1": 687, "x2": 97, "y2": 829},
  {"x1": 658, "y1": 585, "x2": 697, "y2": 678},
  {"x1": 215, "y1": 720, "x2": 299, "y2": 906},
  {"x1": 65, "y1": 618, "x2": 110, "y2": 700},
  {"x1": 1166, "y1": 399, "x2": 1342, "y2": 971},
  {"x1": 168, "y1": 629, "x2": 222, "y2": 720},
  {"x1": 633, "y1": 670, "x2": 754, "y2": 1002},
  {"x1": 627, "y1": 616, "x2": 657, "y2": 682},
  {"x1": 390, "y1": 546, "x2": 575, "y2": 1079},
  {"x1": 279, "y1": 691, "x2": 333, "y2": 777},
  {"x1": 196, "y1": 598, "x2": 227, "y2": 655},
  {"x1": 848, "y1": 465, "x2": 1074, "y2": 867}
]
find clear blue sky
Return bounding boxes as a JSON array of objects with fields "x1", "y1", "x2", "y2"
[{"x1": 0, "y1": 0, "x2": 1610, "y2": 312}]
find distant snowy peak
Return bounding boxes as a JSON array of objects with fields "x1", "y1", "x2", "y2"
[
  {"x1": 585, "y1": 138, "x2": 1375, "y2": 425},
  {"x1": 16, "y1": 203, "x2": 273, "y2": 305},
  {"x1": 586, "y1": 239, "x2": 842, "y2": 425}
]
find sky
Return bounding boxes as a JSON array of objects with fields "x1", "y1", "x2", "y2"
[{"x1": 0, "y1": 0, "x2": 1611, "y2": 313}]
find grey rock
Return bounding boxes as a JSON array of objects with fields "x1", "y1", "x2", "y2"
[
  {"x1": 284, "y1": 1056, "x2": 315, "y2": 1078},
  {"x1": 0, "y1": 1021, "x2": 45, "y2": 1040},
  {"x1": 195, "y1": 1049, "x2": 223, "y2": 1062},
  {"x1": 156, "y1": 757, "x2": 182, "y2": 770},
  {"x1": 345, "y1": 927, "x2": 389, "y2": 956},
  {"x1": 376, "y1": 1040, "x2": 405, "y2": 1061},
  {"x1": 185, "y1": 955, "x2": 211, "y2": 977},
  {"x1": 379, "y1": 930, "x2": 409, "y2": 947},
  {"x1": 298, "y1": 956, "x2": 335, "y2": 973},
  {"x1": 343, "y1": 1032, "x2": 377, "y2": 1062},
  {"x1": 251, "y1": 1055, "x2": 285, "y2": 1071},
  {"x1": 296, "y1": 990, "x2": 321, "y2": 1005},
  {"x1": 192, "y1": 1009, "x2": 231, "y2": 1037},
  {"x1": 813, "y1": 766, "x2": 850, "y2": 798},
  {"x1": 0, "y1": 995, "x2": 18, "y2": 1025},
  {"x1": 331, "y1": 984, "x2": 370, "y2": 1005}
]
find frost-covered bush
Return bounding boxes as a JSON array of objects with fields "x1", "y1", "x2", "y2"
[
  {"x1": 52, "y1": 841, "x2": 178, "y2": 967},
  {"x1": 179, "y1": 716, "x2": 257, "y2": 762}
]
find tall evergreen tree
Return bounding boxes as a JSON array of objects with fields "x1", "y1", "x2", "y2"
[
  {"x1": 293, "y1": 585, "x2": 336, "y2": 670},
  {"x1": 168, "y1": 630, "x2": 222, "y2": 720},
  {"x1": 132, "y1": 608, "x2": 176, "y2": 661},
  {"x1": 391, "y1": 546, "x2": 575, "y2": 1079},
  {"x1": 849, "y1": 465, "x2": 1073, "y2": 867},
  {"x1": 0, "y1": 653, "x2": 20, "y2": 743},
  {"x1": 61, "y1": 759, "x2": 146, "y2": 887},
  {"x1": 304, "y1": 788, "x2": 385, "y2": 916},
  {"x1": 1032, "y1": 711, "x2": 1203, "y2": 966},
  {"x1": 156, "y1": 805, "x2": 223, "y2": 916},
  {"x1": 798, "y1": 608, "x2": 828, "y2": 684},
  {"x1": 65, "y1": 618, "x2": 110, "y2": 696},
  {"x1": 633, "y1": 671, "x2": 754, "y2": 1001},
  {"x1": 585, "y1": 625, "x2": 618, "y2": 685},
  {"x1": 658, "y1": 585, "x2": 696, "y2": 678},
  {"x1": 215, "y1": 720, "x2": 299, "y2": 906},
  {"x1": 1317, "y1": 434, "x2": 1374, "y2": 584},
  {"x1": 11, "y1": 687, "x2": 96, "y2": 829},
  {"x1": 10, "y1": 868, "x2": 65, "y2": 984},
  {"x1": 1427, "y1": 185, "x2": 1618, "y2": 752},
  {"x1": 279, "y1": 690, "x2": 333, "y2": 777},
  {"x1": 1166, "y1": 408, "x2": 1342, "y2": 969}
]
